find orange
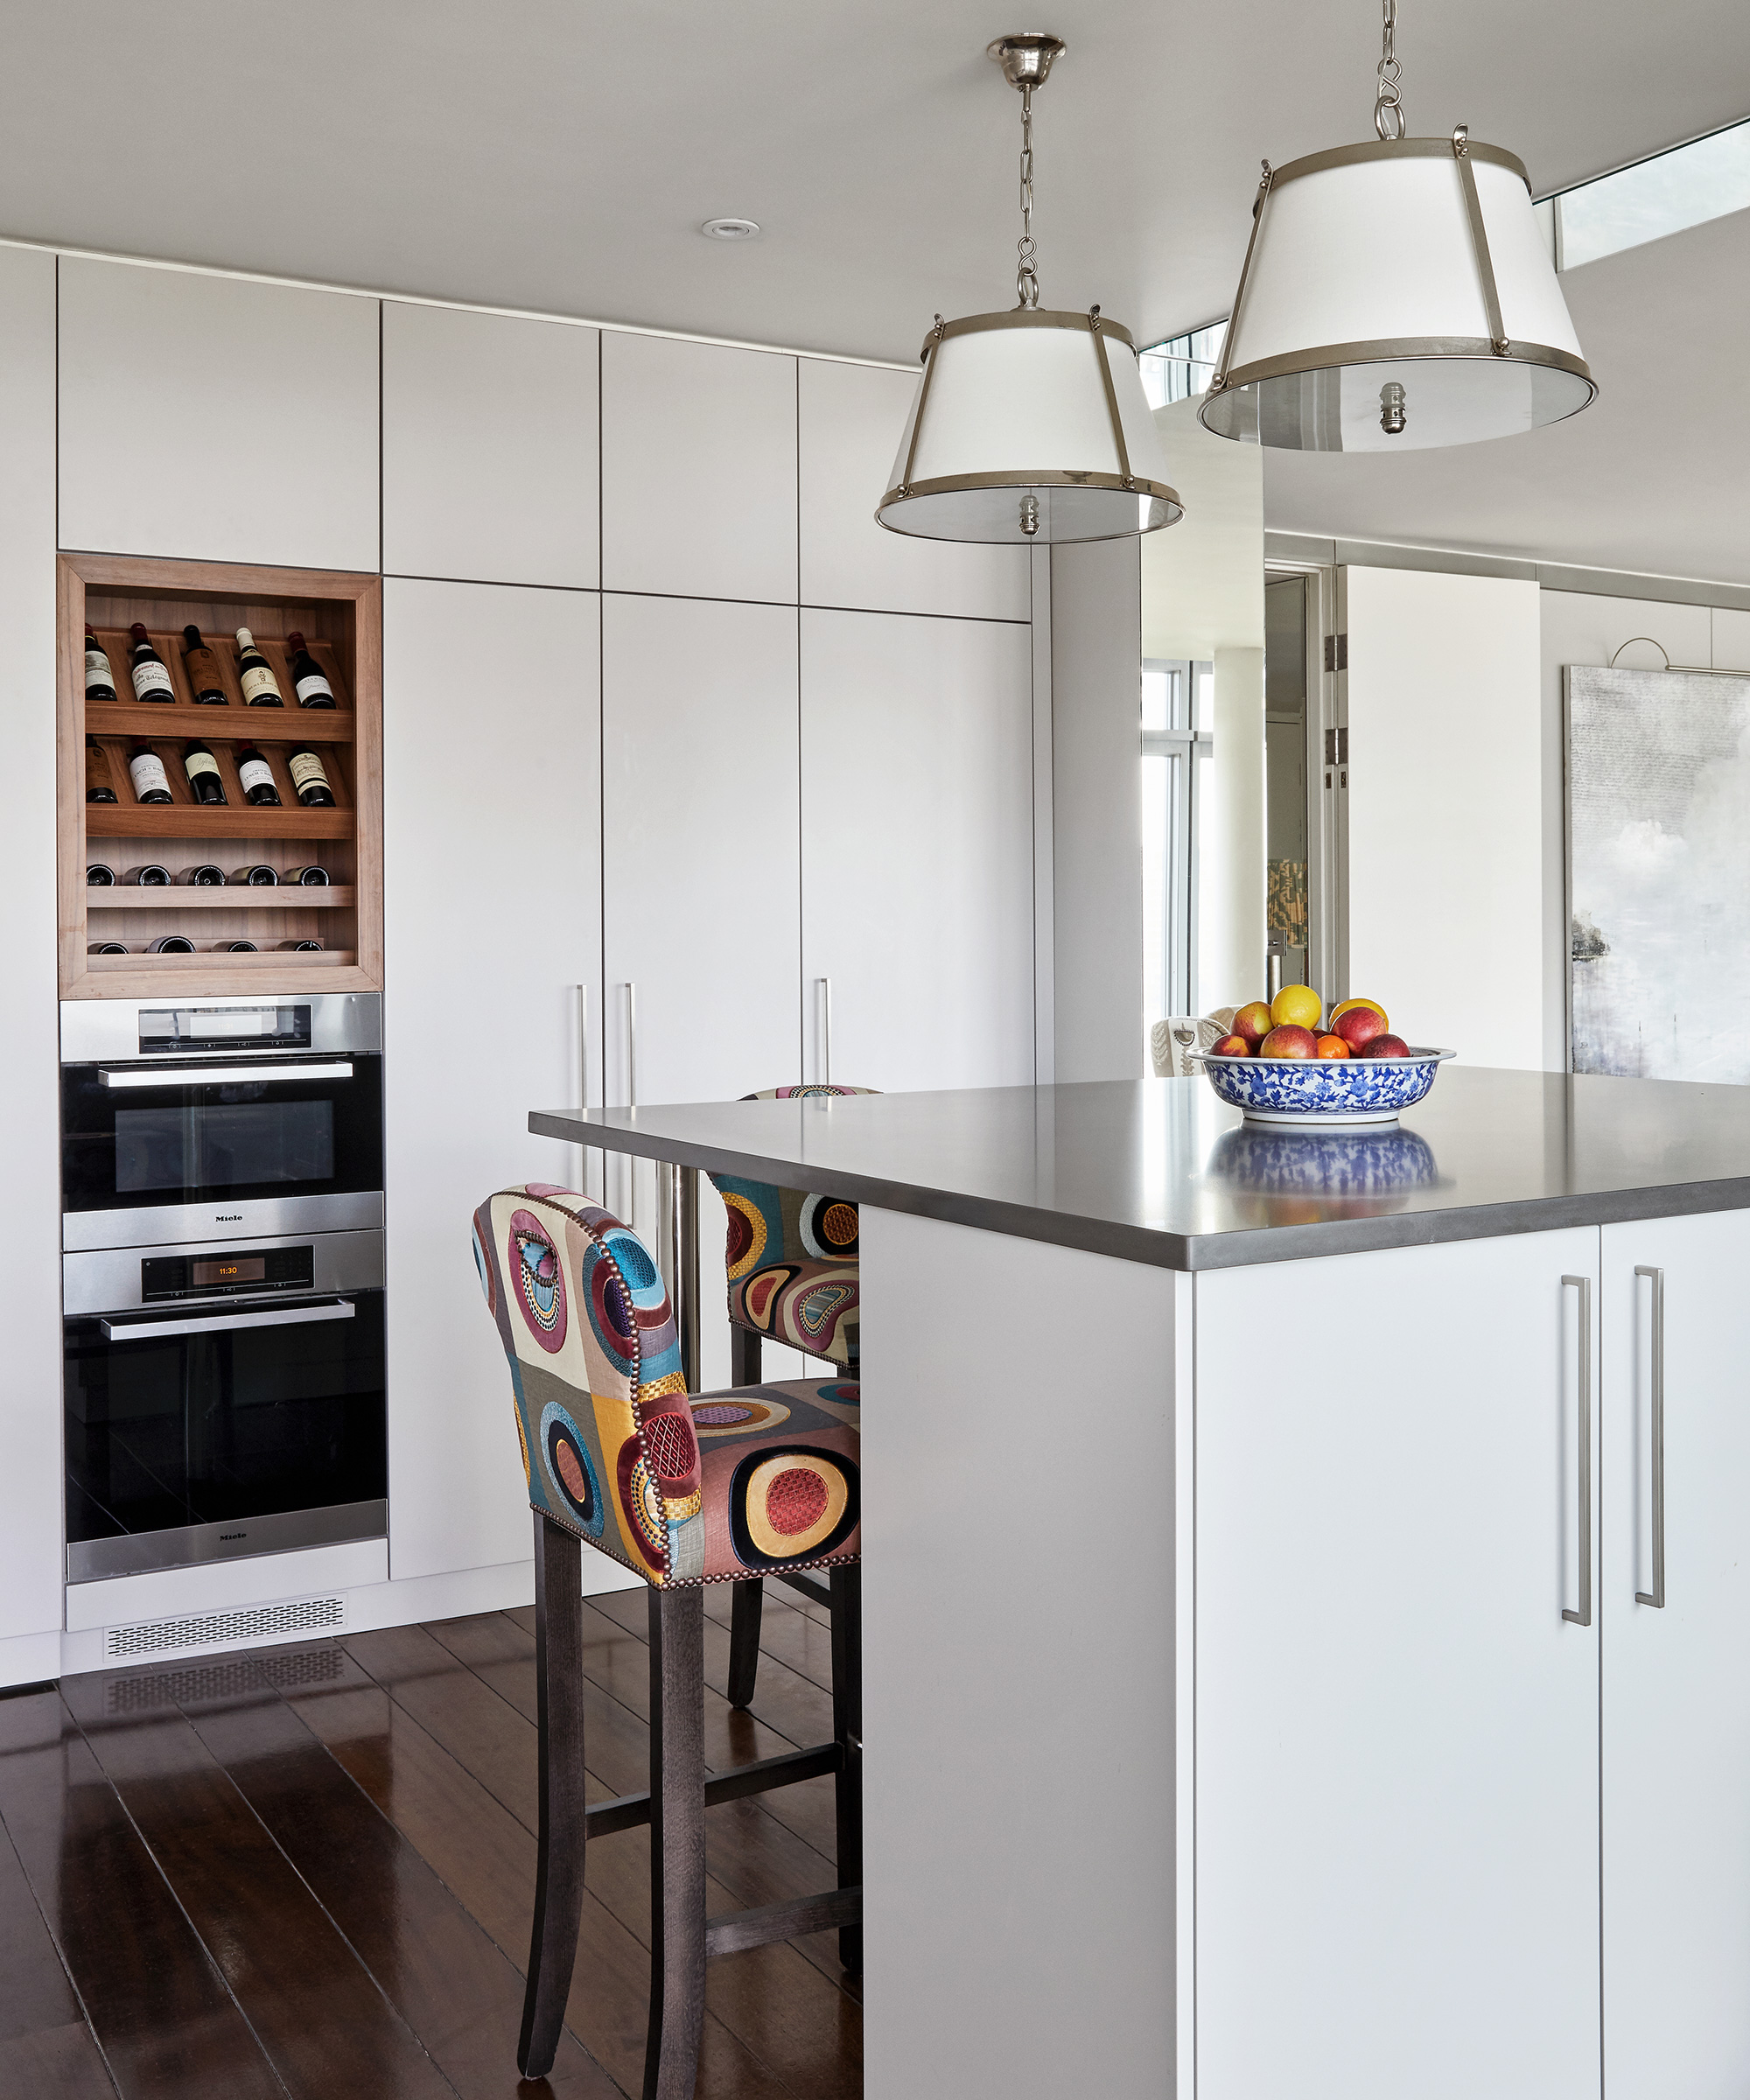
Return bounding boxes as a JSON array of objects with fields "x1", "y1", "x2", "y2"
[
  {"x1": 1331, "y1": 997, "x2": 1389, "y2": 1030},
  {"x1": 1269, "y1": 983, "x2": 1323, "y2": 1030}
]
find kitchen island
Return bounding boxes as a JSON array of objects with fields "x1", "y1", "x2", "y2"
[{"x1": 532, "y1": 1068, "x2": 1750, "y2": 2100}]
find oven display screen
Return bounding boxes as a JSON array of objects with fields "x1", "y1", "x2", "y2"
[
  {"x1": 114, "y1": 1102, "x2": 336, "y2": 1194},
  {"x1": 192, "y1": 1255, "x2": 267, "y2": 1290}
]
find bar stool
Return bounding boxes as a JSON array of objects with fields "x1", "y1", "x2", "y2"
[
  {"x1": 708, "y1": 1082, "x2": 877, "y2": 1708},
  {"x1": 471, "y1": 1181, "x2": 863, "y2": 2095}
]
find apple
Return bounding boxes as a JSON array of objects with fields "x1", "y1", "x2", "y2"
[
  {"x1": 1359, "y1": 1033, "x2": 1410, "y2": 1058},
  {"x1": 1313, "y1": 1033, "x2": 1351, "y2": 1060},
  {"x1": 1260, "y1": 1024, "x2": 1317, "y2": 1058},
  {"x1": 1233, "y1": 1001, "x2": 1273, "y2": 1048},
  {"x1": 1211, "y1": 1033, "x2": 1250, "y2": 1058},
  {"x1": 1332, "y1": 1004, "x2": 1388, "y2": 1049}
]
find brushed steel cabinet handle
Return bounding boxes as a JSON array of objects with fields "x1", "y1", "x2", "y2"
[
  {"x1": 1562, "y1": 1273, "x2": 1593, "y2": 1628},
  {"x1": 99, "y1": 1298, "x2": 357, "y2": 1340},
  {"x1": 625, "y1": 982, "x2": 637, "y2": 1110},
  {"x1": 816, "y1": 976, "x2": 833, "y2": 1085},
  {"x1": 1635, "y1": 1264, "x2": 1667, "y2": 1608}
]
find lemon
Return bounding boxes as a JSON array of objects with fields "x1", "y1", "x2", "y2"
[{"x1": 1270, "y1": 983, "x2": 1322, "y2": 1030}]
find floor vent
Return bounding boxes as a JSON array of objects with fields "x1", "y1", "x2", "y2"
[{"x1": 105, "y1": 1594, "x2": 346, "y2": 1662}]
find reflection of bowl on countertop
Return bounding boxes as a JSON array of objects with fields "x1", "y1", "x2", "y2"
[
  {"x1": 1189, "y1": 1046, "x2": 1454, "y2": 1125},
  {"x1": 1208, "y1": 1123, "x2": 1442, "y2": 1196}
]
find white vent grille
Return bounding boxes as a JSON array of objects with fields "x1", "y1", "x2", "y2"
[{"x1": 105, "y1": 1594, "x2": 345, "y2": 1661}]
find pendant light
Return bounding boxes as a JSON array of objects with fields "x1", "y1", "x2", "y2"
[
  {"x1": 877, "y1": 33, "x2": 1183, "y2": 544},
  {"x1": 1198, "y1": 1, "x2": 1597, "y2": 452}
]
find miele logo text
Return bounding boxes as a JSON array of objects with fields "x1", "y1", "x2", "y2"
[
  {"x1": 215, "y1": 1214, "x2": 242, "y2": 1222},
  {"x1": 220, "y1": 1532, "x2": 246, "y2": 1540}
]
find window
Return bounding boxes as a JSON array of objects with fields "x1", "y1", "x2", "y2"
[
  {"x1": 1141, "y1": 659, "x2": 1212, "y2": 1023},
  {"x1": 1544, "y1": 116, "x2": 1750, "y2": 270}
]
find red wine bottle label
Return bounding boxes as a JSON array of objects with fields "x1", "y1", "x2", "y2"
[
  {"x1": 289, "y1": 751, "x2": 332, "y2": 794},
  {"x1": 241, "y1": 663, "x2": 282, "y2": 704},
  {"x1": 238, "y1": 755, "x2": 275, "y2": 794},
  {"x1": 184, "y1": 751, "x2": 220, "y2": 780},
  {"x1": 130, "y1": 658, "x2": 174, "y2": 700},
  {"x1": 85, "y1": 647, "x2": 115, "y2": 686},
  {"x1": 186, "y1": 648, "x2": 220, "y2": 685},
  {"x1": 128, "y1": 751, "x2": 171, "y2": 798},
  {"x1": 294, "y1": 670, "x2": 333, "y2": 704}
]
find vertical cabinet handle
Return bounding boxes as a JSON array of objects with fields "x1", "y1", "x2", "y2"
[
  {"x1": 624, "y1": 982, "x2": 638, "y2": 1110},
  {"x1": 816, "y1": 976, "x2": 833, "y2": 1085},
  {"x1": 1635, "y1": 1264, "x2": 1667, "y2": 1608},
  {"x1": 576, "y1": 983, "x2": 592, "y2": 1198},
  {"x1": 1562, "y1": 1274, "x2": 1593, "y2": 1628}
]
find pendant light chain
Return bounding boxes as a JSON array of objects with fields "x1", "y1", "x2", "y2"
[
  {"x1": 1016, "y1": 82, "x2": 1040, "y2": 308},
  {"x1": 1374, "y1": 0, "x2": 1405, "y2": 141}
]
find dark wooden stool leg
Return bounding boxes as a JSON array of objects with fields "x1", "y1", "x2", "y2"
[
  {"x1": 830, "y1": 1562, "x2": 863, "y2": 1976},
  {"x1": 645, "y1": 1586, "x2": 706, "y2": 2100},
  {"x1": 519, "y1": 1512, "x2": 587, "y2": 2078},
  {"x1": 727, "y1": 1579, "x2": 764, "y2": 1711}
]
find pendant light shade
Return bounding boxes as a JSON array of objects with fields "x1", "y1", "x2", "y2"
[
  {"x1": 1199, "y1": 135, "x2": 1595, "y2": 451},
  {"x1": 878, "y1": 309, "x2": 1182, "y2": 543}
]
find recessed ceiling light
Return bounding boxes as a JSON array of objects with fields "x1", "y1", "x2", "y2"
[{"x1": 701, "y1": 217, "x2": 760, "y2": 242}]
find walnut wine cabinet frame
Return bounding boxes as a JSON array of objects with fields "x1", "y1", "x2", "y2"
[{"x1": 58, "y1": 552, "x2": 383, "y2": 998}]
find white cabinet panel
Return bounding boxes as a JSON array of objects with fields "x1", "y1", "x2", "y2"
[
  {"x1": 600, "y1": 332, "x2": 796, "y2": 604},
  {"x1": 383, "y1": 578, "x2": 601, "y2": 1583},
  {"x1": 382, "y1": 303, "x2": 598, "y2": 588},
  {"x1": 798, "y1": 359, "x2": 1030, "y2": 620},
  {"x1": 1601, "y1": 1210, "x2": 1750, "y2": 2100},
  {"x1": 1196, "y1": 1232, "x2": 1603, "y2": 2100},
  {"x1": 59, "y1": 260, "x2": 379, "y2": 570},
  {"x1": 801, "y1": 609, "x2": 1035, "y2": 1092}
]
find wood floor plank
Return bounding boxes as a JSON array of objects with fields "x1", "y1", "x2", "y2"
[
  {"x1": 0, "y1": 1687, "x2": 284, "y2": 2100},
  {"x1": 171, "y1": 1661, "x2": 619, "y2": 2100},
  {"x1": 0, "y1": 1802, "x2": 87, "y2": 2044},
  {"x1": 0, "y1": 2019, "x2": 119, "y2": 2097},
  {"x1": 60, "y1": 1670, "x2": 456, "y2": 2100}
]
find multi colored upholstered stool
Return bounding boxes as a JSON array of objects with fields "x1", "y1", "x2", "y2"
[
  {"x1": 707, "y1": 1082, "x2": 877, "y2": 1708},
  {"x1": 472, "y1": 1183, "x2": 863, "y2": 2093}
]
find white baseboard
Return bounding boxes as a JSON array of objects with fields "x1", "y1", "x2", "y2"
[
  {"x1": 346, "y1": 1549, "x2": 642, "y2": 1633},
  {"x1": 0, "y1": 1628, "x2": 61, "y2": 1688}
]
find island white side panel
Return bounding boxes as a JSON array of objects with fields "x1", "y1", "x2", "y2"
[{"x1": 860, "y1": 1208, "x2": 1182, "y2": 2099}]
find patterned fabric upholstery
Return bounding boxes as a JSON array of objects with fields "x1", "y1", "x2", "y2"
[
  {"x1": 472, "y1": 1183, "x2": 860, "y2": 1589},
  {"x1": 710, "y1": 1084, "x2": 878, "y2": 1369}
]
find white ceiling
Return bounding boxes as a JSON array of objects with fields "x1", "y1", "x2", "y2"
[{"x1": 7, "y1": 0, "x2": 1750, "y2": 362}]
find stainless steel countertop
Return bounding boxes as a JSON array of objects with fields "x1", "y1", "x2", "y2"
[{"x1": 530, "y1": 1067, "x2": 1750, "y2": 1270}]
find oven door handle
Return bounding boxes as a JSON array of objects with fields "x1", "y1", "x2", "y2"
[
  {"x1": 97, "y1": 1298, "x2": 357, "y2": 1340},
  {"x1": 98, "y1": 1060, "x2": 355, "y2": 1088}
]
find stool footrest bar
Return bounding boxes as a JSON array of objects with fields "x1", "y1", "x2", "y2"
[
  {"x1": 584, "y1": 1740, "x2": 843, "y2": 1840},
  {"x1": 705, "y1": 1885, "x2": 864, "y2": 1961},
  {"x1": 775, "y1": 1568, "x2": 834, "y2": 1606}
]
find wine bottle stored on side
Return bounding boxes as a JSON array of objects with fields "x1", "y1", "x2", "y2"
[
  {"x1": 85, "y1": 630, "x2": 117, "y2": 703},
  {"x1": 233, "y1": 863, "x2": 279, "y2": 886},
  {"x1": 235, "y1": 628, "x2": 284, "y2": 706},
  {"x1": 127, "y1": 745, "x2": 173, "y2": 804},
  {"x1": 179, "y1": 864, "x2": 227, "y2": 886},
  {"x1": 284, "y1": 631, "x2": 336, "y2": 708},
  {"x1": 235, "y1": 747, "x2": 282, "y2": 806},
  {"x1": 225, "y1": 941, "x2": 259, "y2": 952},
  {"x1": 287, "y1": 746, "x2": 336, "y2": 807},
  {"x1": 86, "y1": 740, "x2": 118, "y2": 804},
  {"x1": 277, "y1": 939, "x2": 325, "y2": 951},
  {"x1": 149, "y1": 935, "x2": 197, "y2": 954},
  {"x1": 182, "y1": 626, "x2": 228, "y2": 703},
  {"x1": 284, "y1": 864, "x2": 332, "y2": 886},
  {"x1": 127, "y1": 625, "x2": 176, "y2": 704},
  {"x1": 88, "y1": 942, "x2": 130, "y2": 956},
  {"x1": 87, "y1": 864, "x2": 116, "y2": 886},
  {"x1": 182, "y1": 739, "x2": 228, "y2": 806},
  {"x1": 124, "y1": 863, "x2": 172, "y2": 886}
]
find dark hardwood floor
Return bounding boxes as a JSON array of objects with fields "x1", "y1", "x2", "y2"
[{"x1": 0, "y1": 1581, "x2": 860, "y2": 2098}]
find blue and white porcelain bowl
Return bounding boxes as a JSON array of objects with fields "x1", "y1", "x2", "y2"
[{"x1": 1187, "y1": 1046, "x2": 1455, "y2": 1126}]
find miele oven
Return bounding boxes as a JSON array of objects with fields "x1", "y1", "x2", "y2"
[{"x1": 60, "y1": 994, "x2": 387, "y2": 1582}]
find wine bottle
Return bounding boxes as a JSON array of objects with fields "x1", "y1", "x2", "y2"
[
  {"x1": 287, "y1": 746, "x2": 336, "y2": 807},
  {"x1": 284, "y1": 864, "x2": 332, "y2": 886},
  {"x1": 84, "y1": 630, "x2": 117, "y2": 703},
  {"x1": 235, "y1": 747, "x2": 282, "y2": 807},
  {"x1": 88, "y1": 942, "x2": 130, "y2": 955},
  {"x1": 235, "y1": 628, "x2": 284, "y2": 706},
  {"x1": 284, "y1": 631, "x2": 336, "y2": 709},
  {"x1": 178, "y1": 864, "x2": 227, "y2": 886},
  {"x1": 277, "y1": 939, "x2": 325, "y2": 951},
  {"x1": 127, "y1": 745, "x2": 172, "y2": 804},
  {"x1": 149, "y1": 935, "x2": 197, "y2": 954},
  {"x1": 233, "y1": 863, "x2": 279, "y2": 886},
  {"x1": 182, "y1": 739, "x2": 228, "y2": 806},
  {"x1": 86, "y1": 863, "x2": 116, "y2": 886},
  {"x1": 127, "y1": 625, "x2": 176, "y2": 704},
  {"x1": 225, "y1": 941, "x2": 259, "y2": 952},
  {"x1": 182, "y1": 626, "x2": 228, "y2": 704},
  {"x1": 86, "y1": 740, "x2": 118, "y2": 804},
  {"x1": 124, "y1": 863, "x2": 172, "y2": 886}
]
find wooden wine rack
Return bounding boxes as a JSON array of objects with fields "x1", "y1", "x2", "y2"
[{"x1": 58, "y1": 552, "x2": 382, "y2": 998}]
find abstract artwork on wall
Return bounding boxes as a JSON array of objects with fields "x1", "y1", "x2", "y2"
[{"x1": 1567, "y1": 663, "x2": 1750, "y2": 1081}]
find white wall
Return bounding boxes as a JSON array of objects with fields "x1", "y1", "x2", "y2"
[
  {"x1": 1200, "y1": 645, "x2": 1266, "y2": 1015},
  {"x1": 1346, "y1": 567, "x2": 1543, "y2": 1067}
]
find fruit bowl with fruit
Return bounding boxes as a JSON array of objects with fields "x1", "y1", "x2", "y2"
[{"x1": 1187, "y1": 989, "x2": 1453, "y2": 1127}]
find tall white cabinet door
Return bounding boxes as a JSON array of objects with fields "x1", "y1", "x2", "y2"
[
  {"x1": 383, "y1": 578, "x2": 602, "y2": 1584},
  {"x1": 1601, "y1": 1209, "x2": 1750, "y2": 2100},
  {"x1": 382, "y1": 303, "x2": 599, "y2": 587},
  {"x1": 800, "y1": 608, "x2": 1035, "y2": 1092},
  {"x1": 1195, "y1": 1231, "x2": 1603, "y2": 2100},
  {"x1": 58, "y1": 260, "x2": 379, "y2": 570}
]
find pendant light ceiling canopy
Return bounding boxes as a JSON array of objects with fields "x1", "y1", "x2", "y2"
[
  {"x1": 877, "y1": 33, "x2": 1183, "y2": 544},
  {"x1": 1199, "y1": 2, "x2": 1597, "y2": 452}
]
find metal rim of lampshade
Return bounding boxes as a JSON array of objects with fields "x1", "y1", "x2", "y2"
[
  {"x1": 1198, "y1": 131, "x2": 1598, "y2": 452},
  {"x1": 876, "y1": 307, "x2": 1185, "y2": 546}
]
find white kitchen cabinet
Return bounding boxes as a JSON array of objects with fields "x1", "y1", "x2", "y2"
[
  {"x1": 797, "y1": 358, "x2": 1031, "y2": 620},
  {"x1": 1600, "y1": 1209, "x2": 1750, "y2": 2100},
  {"x1": 58, "y1": 259, "x2": 379, "y2": 571},
  {"x1": 1195, "y1": 1230, "x2": 1603, "y2": 2100},
  {"x1": 800, "y1": 608, "x2": 1035, "y2": 1093},
  {"x1": 600, "y1": 332, "x2": 797, "y2": 605},
  {"x1": 382, "y1": 578, "x2": 602, "y2": 1584},
  {"x1": 382, "y1": 302, "x2": 599, "y2": 588}
]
